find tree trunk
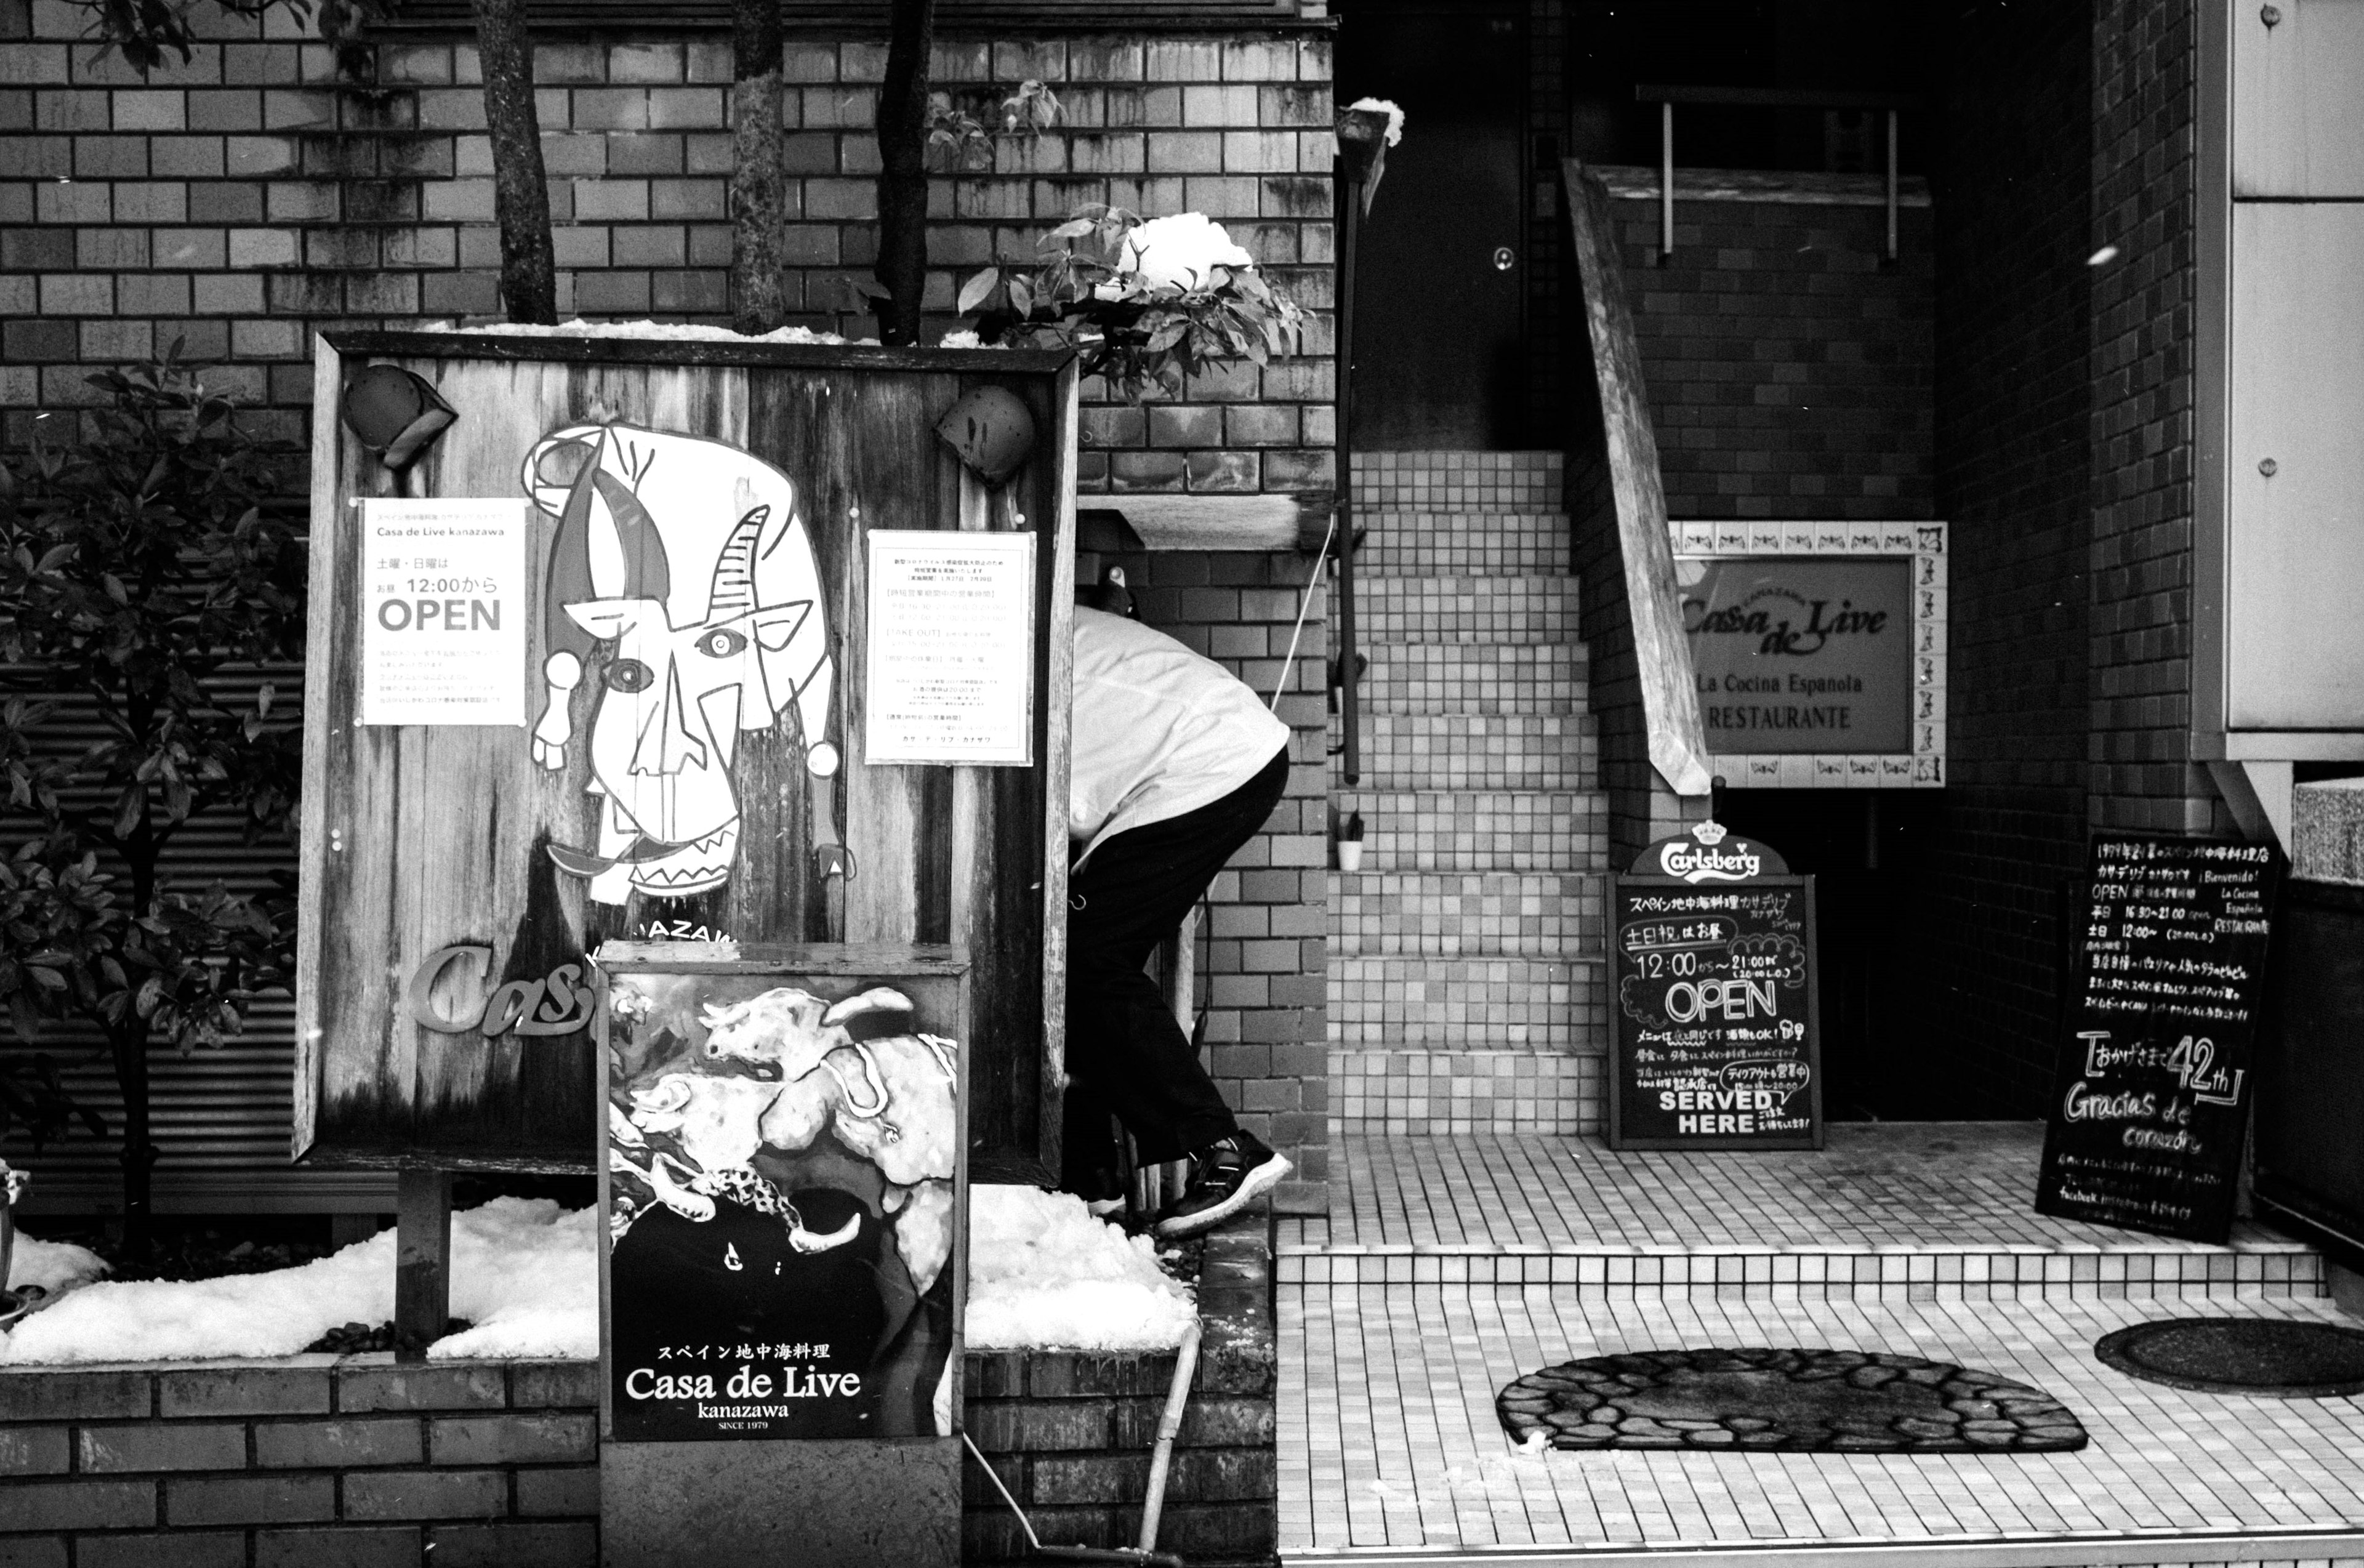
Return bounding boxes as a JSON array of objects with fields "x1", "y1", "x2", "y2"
[
  {"x1": 873, "y1": 0, "x2": 936, "y2": 345},
  {"x1": 471, "y1": 0, "x2": 558, "y2": 324},
  {"x1": 110, "y1": 1021, "x2": 157, "y2": 1256},
  {"x1": 731, "y1": 0, "x2": 789, "y2": 332}
]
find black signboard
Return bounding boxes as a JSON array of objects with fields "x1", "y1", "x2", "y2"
[
  {"x1": 1609, "y1": 824, "x2": 1822, "y2": 1151},
  {"x1": 2036, "y1": 835, "x2": 2282, "y2": 1244},
  {"x1": 598, "y1": 943, "x2": 969, "y2": 1444}
]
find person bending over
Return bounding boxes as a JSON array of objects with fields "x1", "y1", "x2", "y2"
[{"x1": 1066, "y1": 605, "x2": 1293, "y2": 1236}]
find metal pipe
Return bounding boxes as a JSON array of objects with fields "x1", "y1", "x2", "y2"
[
  {"x1": 1135, "y1": 1317, "x2": 1204, "y2": 1554},
  {"x1": 1660, "y1": 101, "x2": 1675, "y2": 261},
  {"x1": 1334, "y1": 159, "x2": 1362, "y2": 785},
  {"x1": 1884, "y1": 108, "x2": 1899, "y2": 261}
]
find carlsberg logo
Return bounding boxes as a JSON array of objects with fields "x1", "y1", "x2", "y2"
[{"x1": 1658, "y1": 843, "x2": 1762, "y2": 883}]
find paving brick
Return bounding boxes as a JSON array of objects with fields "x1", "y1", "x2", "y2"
[
  {"x1": 0, "y1": 1370, "x2": 151, "y2": 1421},
  {"x1": 253, "y1": 1416, "x2": 423, "y2": 1469},
  {"x1": 78, "y1": 1420, "x2": 246, "y2": 1473},
  {"x1": 166, "y1": 1471, "x2": 334, "y2": 1526},
  {"x1": 0, "y1": 1542, "x2": 65, "y2": 1568},
  {"x1": 0, "y1": 1477, "x2": 158, "y2": 1530},
  {"x1": 425, "y1": 1521, "x2": 597, "y2": 1568},
  {"x1": 0, "y1": 1425, "x2": 69, "y2": 1476},
  {"x1": 337, "y1": 1363, "x2": 507, "y2": 1414},
  {"x1": 428, "y1": 1412, "x2": 595, "y2": 1466},
  {"x1": 76, "y1": 1532, "x2": 246, "y2": 1568},
  {"x1": 253, "y1": 1526, "x2": 421, "y2": 1568},
  {"x1": 344, "y1": 1466, "x2": 508, "y2": 1521},
  {"x1": 513, "y1": 1463, "x2": 598, "y2": 1516}
]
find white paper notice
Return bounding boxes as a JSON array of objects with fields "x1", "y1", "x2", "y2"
[
  {"x1": 864, "y1": 529, "x2": 1037, "y2": 765},
  {"x1": 360, "y1": 499, "x2": 528, "y2": 727}
]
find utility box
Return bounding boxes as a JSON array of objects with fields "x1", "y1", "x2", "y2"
[{"x1": 292, "y1": 331, "x2": 1077, "y2": 1183}]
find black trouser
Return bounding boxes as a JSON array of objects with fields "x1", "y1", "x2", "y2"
[{"x1": 1063, "y1": 744, "x2": 1291, "y2": 1178}]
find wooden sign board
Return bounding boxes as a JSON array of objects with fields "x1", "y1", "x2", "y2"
[
  {"x1": 293, "y1": 332, "x2": 1077, "y2": 1180},
  {"x1": 2036, "y1": 835, "x2": 2282, "y2": 1244},
  {"x1": 1608, "y1": 823, "x2": 1823, "y2": 1151},
  {"x1": 596, "y1": 941, "x2": 967, "y2": 1567}
]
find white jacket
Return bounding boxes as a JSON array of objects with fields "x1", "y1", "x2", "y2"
[{"x1": 1069, "y1": 607, "x2": 1291, "y2": 866}]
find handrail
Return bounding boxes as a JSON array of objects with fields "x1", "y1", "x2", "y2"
[
  {"x1": 1633, "y1": 83, "x2": 1914, "y2": 260},
  {"x1": 1561, "y1": 158, "x2": 1713, "y2": 814}
]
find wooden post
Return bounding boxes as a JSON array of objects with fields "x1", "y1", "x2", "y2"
[{"x1": 395, "y1": 1165, "x2": 452, "y2": 1362}]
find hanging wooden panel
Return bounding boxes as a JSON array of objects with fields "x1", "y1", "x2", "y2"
[{"x1": 297, "y1": 332, "x2": 1076, "y2": 1176}]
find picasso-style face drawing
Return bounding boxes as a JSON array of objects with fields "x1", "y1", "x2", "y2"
[{"x1": 521, "y1": 424, "x2": 846, "y2": 905}]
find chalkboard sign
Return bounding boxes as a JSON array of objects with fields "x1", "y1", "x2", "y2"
[
  {"x1": 1608, "y1": 823, "x2": 1823, "y2": 1151},
  {"x1": 2035, "y1": 835, "x2": 2282, "y2": 1244}
]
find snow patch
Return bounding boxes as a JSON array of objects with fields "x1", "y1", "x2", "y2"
[
  {"x1": 965, "y1": 1186, "x2": 1195, "y2": 1353},
  {"x1": 420, "y1": 318, "x2": 860, "y2": 345},
  {"x1": 6, "y1": 1234, "x2": 110, "y2": 1298},
  {"x1": 0, "y1": 1198, "x2": 593, "y2": 1365},
  {"x1": 1, "y1": 1188, "x2": 1189, "y2": 1364},
  {"x1": 1346, "y1": 97, "x2": 1406, "y2": 146}
]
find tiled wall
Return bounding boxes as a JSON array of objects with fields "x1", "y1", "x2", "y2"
[
  {"x1": 0, "y1": 2, "x2": 1337, "y2": 502},
  {"x1": 1922, "y1": 0, "x2": 2096, "y2": 1117},
  {"x1": 2088, "y1": 0, "x2": 2224, "y2": 837},
  {"x1": 1608, "y1": 187, "x2": 1937, "y2": 523}
]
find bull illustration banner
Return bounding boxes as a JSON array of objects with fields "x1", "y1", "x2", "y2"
[{"x1": 597, "y1": 943, "x2": 970, "y2": 1444}]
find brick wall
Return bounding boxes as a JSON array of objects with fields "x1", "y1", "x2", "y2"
[
  {"x1": 0, "y1": 0, "x2": 1340, "y2": 1213},
  {"x1": 1078, "y1": 547, "x2": 1330, "y2": 1212},
  {"x1": 1607, "y1": 186, "x2": 1936, "y2": 523},
  {"x1": 0, "y1": 1, "x2": 1337, "y2": 500},
  {"x1": 966, "y1": 1216, "x2": 1274, "y2": 1567},
  {"x1": 0, "y1": 1357, "x2": 601, "y2": 1567},
  {"x1": 1921, "y1": 0, "x2": 2096, "y2": 1116},
  {"x1": 2088, "y1": 0, "x2": 2224, "y2": 837},
  {"x1": 1, "y1": 1219, "x2": 1276, "y2": 1567}
]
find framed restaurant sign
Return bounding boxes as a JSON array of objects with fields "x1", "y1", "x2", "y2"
[{"x1": 1668, "y1": 520, "x2": 1947, "y2": 788}]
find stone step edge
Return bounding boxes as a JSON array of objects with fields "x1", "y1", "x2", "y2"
[
  {"x1": 1276, "y1": 1238, "x2": 2322, "y2": 1260},
  {"x1": 1329, "y1": 953, "x2": 1607, "y2": 967},
  {"x1": 1275, "y1": 1524, "x2": 2364, "y2": 1568}
]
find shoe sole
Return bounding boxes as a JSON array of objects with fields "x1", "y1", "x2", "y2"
[{"x1": 1152, "y1": 1152, "x2": 1292, "y2": 1239}]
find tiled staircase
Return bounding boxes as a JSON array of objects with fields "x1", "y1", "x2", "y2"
[{"x1": 1328, "y1": 452, "x2": 1610, "y2": 1132}]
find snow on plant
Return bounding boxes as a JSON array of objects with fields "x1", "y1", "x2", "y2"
[
  {"x1": 1346, "y1": 96, "x2": 1406, "y2": 145},
  {"x1": 955, "y1": 206, "x2": 1306, "y2": 403}
]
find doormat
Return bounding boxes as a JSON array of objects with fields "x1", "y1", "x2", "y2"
[
  {"x1": 1497, "y1": 1349, "x2": 2088, "y2": 1453},
  {"x1": 2094, "y1": 1316, "x2": 2364, "y2": 1397}
]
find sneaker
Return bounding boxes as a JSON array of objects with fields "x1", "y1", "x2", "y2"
[
  {"x1": 1067, "y1": 1168, "x2": 1128, "y2": 1221},
  {"x1": 1152, "y1": 1131, "x2": 1290, "y2": 1238}
]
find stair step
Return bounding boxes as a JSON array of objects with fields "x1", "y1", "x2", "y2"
[
  {"x1": 1330, "y1": 788, "x2": 1608, "y2": 872},
  {"x1": 1331, "y1": 870, "x2": 1605, "y2": 957},
  {"x1": 1344, "y1": 576, "x2": 1577, "y2": 645},
  {"x1": 1356, "y1": 510, "x2": 1570, "y2": 574},
  {"x1": 1336, "y1": 713, "x2": 1597, "y2": 790},
  {"x1": 1349, "y1": 449, "x2": 1563, "y2": 513},
  {"x1": 1327, "y1": 1045, "x2": 1599, "y2": 1135},
  {"x1": 1361, "y1": 641, "x2": 1586, "y2": 715},
  {"x1": 1328, "y1": 954, "x2": 1604, "y2": 1050}
]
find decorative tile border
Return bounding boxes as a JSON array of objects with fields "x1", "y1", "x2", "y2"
[
  {"x1": 1274, "y1": 1245, "x2": 2324, "y2": 1298},
  {"x1": 1670, "y1": 518, "x2": 1947, "y2": 788}
]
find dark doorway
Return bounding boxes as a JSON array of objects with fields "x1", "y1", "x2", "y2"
[
  {"x1": 1712, "y1": 790, "x2": 1944, "y2": 1120},
  {"x1": 1337, "y1": 0, "x2": 1528, "y2": 450}
]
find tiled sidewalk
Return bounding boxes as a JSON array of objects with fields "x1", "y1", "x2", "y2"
[
  {"x1": 1281, "y1": 1286, "x2": 2364, "y2": 1556},
  {"x1": 1277, "y1": 1123, "x2": 2362, "y2": 1564}
]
